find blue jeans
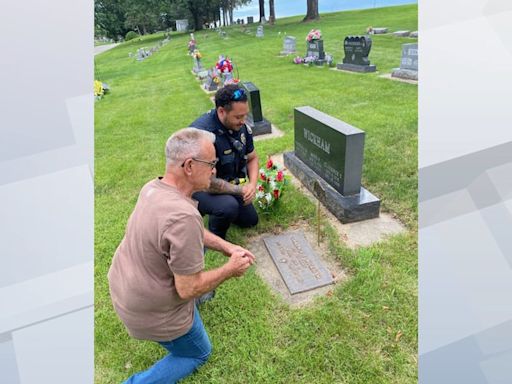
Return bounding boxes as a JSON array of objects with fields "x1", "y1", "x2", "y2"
[{"x1": 124, "y1": 308, "x2": 212, "y2": 384}]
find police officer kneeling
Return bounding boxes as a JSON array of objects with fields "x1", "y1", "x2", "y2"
[{"x1": 190, "y1": 84, "x2": 259, "y2": 239}]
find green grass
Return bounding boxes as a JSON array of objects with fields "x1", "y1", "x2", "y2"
[{"x1": 95, "y1": 5, "x2": 417, "y2": 383}]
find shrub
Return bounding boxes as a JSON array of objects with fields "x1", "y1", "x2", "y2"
[{"x1": 125, "y1": 31, "x2": 139, "y2": 41}]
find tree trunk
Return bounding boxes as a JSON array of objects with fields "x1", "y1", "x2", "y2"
[
  {"x1": 229, "y1": 7, "x2": 233, "y2": 25},
  {"x1": 259, "y1": 0, "x2": 265, "y2": 23},
  {"x1": 269, "y1": 0, "x2": 275, "y2": 24},
  {"x1": 303, "y1": 0, "x2": 319, "y2": 21}
]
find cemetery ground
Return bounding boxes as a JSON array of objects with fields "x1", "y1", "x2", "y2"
[{"x1": 95, "y1": 4, "x2": 417, "y2": 384}]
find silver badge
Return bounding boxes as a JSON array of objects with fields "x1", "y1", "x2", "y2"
[
  {"x1": 241, "y1": 133, "x2": 246, "y2": 145},
  {"x1": 246, "y1": 125, "x2": 252, "y2": 135}
]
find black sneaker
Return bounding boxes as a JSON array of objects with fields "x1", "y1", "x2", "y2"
[{"x1": 195, "y1": 290, "x2": 216, "y2": 306}]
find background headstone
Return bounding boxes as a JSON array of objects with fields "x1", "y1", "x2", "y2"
[
  {"x1": 176, "y1": 19, "x2": 189, "y2": 32},
  {"x1": 281, "y1": 36, "x2": 297, "y2": 55},
  {"x1": 256, "y1": 25, "x2": 264, "y2": 38},
  {"x1": 393, "y1": 30, "x2": 411, "y2": 37},
  {"x1": 337, "y1": 35, "x2": 376, "y2": 73},
  {"x1": 391, "y1": 43, "x2": 418, "y2": 81},
  {"x1": 247, "y1": 16, "x2": 254, "y2": 24},
  {"x1": 306, "y1": 39, "x2": 326, "y2": 65},
  {"x1": 373, "y1": 27, "x2": 388, "y2": 34},
  {"x1": 241, "y1": 81, "x2": 272, "y2": 135},
  {"x1": 284, "y1": 106, "x2": 380, "y2": 223}
]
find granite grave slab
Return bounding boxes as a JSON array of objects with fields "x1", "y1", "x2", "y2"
[
  {"x1": 306, "y1": 39, "x2": 326, "y2": 65},
  {"x1": 281, "y1": 36, "x2": 297, "y2": 55},
  {"x1": 263, "y1": 230, "x2": 333, "y2": 294},
  {"x1": 337, "y1": 35, "x2": 376, "y2": 73},
  {"x1": 392, "y1": 43, "x2": 418, "y2": 81},
  {"x1": 284, "y1": 106, "x2": 380, "y2": 223},
  {"x1": 241, "y1": 81, "x2": 272, "y2": 135}
]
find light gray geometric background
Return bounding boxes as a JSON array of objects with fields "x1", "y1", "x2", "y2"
[
  {"x1": 420, "y1": 0, "x2": 512, "y2": 382},
  {"x1": 1, "y1": 0, "x2": 93, "y2": 383}
]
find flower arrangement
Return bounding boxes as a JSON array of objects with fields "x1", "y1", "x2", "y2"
[
  {"x1": 256, "y1": 157, "x2": 287, "y2": 211},
  {"x1": 215, "y1": 55, "x2": 233, "y2": 73},
  {"x1": 188, "y1": 39, "x2": 196, "y2": 49},
  {"x1": 94, "y1": 80, "x2": 104, "y2": 98},
  {"x1": 303, "y1": 55, "x2": 317, "y2": 65},
  {"x1": 306, "y1": 28, "x2": 322, "y2": 42},
  {"x1": 192, "y1": 49, "x2": 202, "y2": 59},
  {"x1": 293, "y1": 56, "x2": 304, "y2": 64}
]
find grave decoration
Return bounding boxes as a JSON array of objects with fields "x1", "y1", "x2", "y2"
[
  {"x1": 256, "y1": 157, "x2": 287, "y2": 211},
  {"x1": 291, "y1": 29, "x2": 326, "y2": 66},
  {"x1": 215, "y1": 56, "x2": 238, "y2": 85},
  {"x1": 284, "y1": 106, "x2": 380, "y2": 223},
  {"x1": 187, "y1": 38, "x2": 196, "y2": 55},
  {"x1": 192, "y1": 50, "x2": 204, "y2": 74},
  {"x1": 337, "y1": 35, "x2": 376, "y2": 73},
  {"x1": 94, "y1": 80, "x2": 109, "y2": 100}
]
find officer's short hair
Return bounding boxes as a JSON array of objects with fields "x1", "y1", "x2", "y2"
[
  {"x1": 165, "y1": 128, "x2": 215, "y2": 166},
  {"x1": 214, "y1": 84, "x2": 248, "y2": 111}
]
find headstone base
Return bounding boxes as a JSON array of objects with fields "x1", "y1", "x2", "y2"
[
  {"x1": 337, "y1": 63, "x2": 376, "y2": 73},
  {"x1": 284, "y1": 151, "x2": 380, "y2": 223},
  {"x1": 280, "y1": 50, "x2": 296, "y2": 56},
  {"x1": 314, "y1": 59, "x2": 326, "y2": 66},
  {"x1": 391, "y1": 68, "x2": 418, "y2": 81},
  {"x1": 246, "y1": 118, "x2": 272, "y2": 136}
]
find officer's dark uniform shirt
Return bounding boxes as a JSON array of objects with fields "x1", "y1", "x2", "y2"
[{"x1": 190, "y1": 109, "x2": 254, "y2": 183}]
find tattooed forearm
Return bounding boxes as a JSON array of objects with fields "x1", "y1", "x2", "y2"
[{"x1": 207, "y1": 177, "x2": 243, "y2": 195}]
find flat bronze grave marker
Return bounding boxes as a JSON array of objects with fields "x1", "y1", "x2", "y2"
[{"x1": 263, "y1": 230, "x2": 333, "y2": 294}]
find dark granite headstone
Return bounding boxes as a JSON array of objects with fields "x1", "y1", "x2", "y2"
[
  {"x1": 337, "y1": 35, "x2": 376, "y2": 73},
  {"x1": 392, "y1": 43, "x2": 418, "y2": 80},
  {"x1": 263, "y1": 230, "x2": 333, "y2": 294},
  {"x1": 241, "y1": 81, "x2": 272, "y2": 135},
  {"x1": 306, "y1": 39, "x2": 325, "y2": 65},
  {"x1": 247, "y1": 16, "x2": 254, "y2": 24},
  {"x1": 284, "y1": 106, "x2": 380, "y2": 223},
  {"x1": 203, "y1": 70, "x2": 218, "y2": 92}
]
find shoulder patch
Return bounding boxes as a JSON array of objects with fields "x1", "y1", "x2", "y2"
[{"x1": 246, "y1": 125, "x2": 252, "y2": 135}]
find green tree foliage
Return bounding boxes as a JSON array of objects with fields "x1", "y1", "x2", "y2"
[{"x1": 95, "y1": 0, "x2": 251, "y2": 38}]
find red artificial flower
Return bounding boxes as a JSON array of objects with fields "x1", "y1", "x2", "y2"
[
  {"x1": 273, "y1": 189, "x2": 280, "y2": 199},
  {"x1": 276, "y1": 170, "x2": 284, "y2": 182},
  {"x1": 258, "y1": 185, "x2": 264, "y2": 192},
  {"x1": 260, "y1": 172, "x2": 266, "y2": 181},
  {"x1": 266, "y1": 158, "x2": 273, "y2": 169}
]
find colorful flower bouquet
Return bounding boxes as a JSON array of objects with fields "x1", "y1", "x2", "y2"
[
  {"x1": 215, "y1": 55, "x2": 233, "y2": 73},
  {"x1": 306, "y1": 28, "x2": 322, "y2": 42},
  {"x1": 293, "y1": 56, "x2": 304, "y2": 64},
  {"x1": 192, "y1": 49, "x2": 202, "y2": 59},
  {"x1": 94, "y1": 80, "x2": 109, "y2": 100},
  {"x1": 256, "y1": 158, "x2": 287, "y2": 212}
]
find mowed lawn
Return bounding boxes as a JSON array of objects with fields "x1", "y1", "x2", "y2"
[{"x1": 95, "y1": 4, "x2": 417, "y2": 383}]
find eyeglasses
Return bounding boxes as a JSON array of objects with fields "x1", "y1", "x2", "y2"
[
  {"x1": 231, "y1": 89, "x2": 245, "y2": 101},
  {"x1": 181, "y1": 157, "x2": 219, "y2": 169}
]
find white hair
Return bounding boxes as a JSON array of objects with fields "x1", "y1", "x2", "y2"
[{"x1": 165, "y1": 127, "x2": 215, "y2": 166}]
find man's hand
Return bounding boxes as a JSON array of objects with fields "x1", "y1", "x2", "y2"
[
  {"x1": 226, "y1": 250, "x2": 253, "y2": 277},
  {"x1": 242, "y1": 183, "x2": 257, "y2": 205},
  {"x1": 224, "y1": 244, "x2": 256, "y2": 264}
]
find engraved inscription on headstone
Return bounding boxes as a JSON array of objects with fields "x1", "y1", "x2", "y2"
[
  {"x1": 306, "y1": 39, "x2": 326, "y2": 65},
  {"x1": 284, "y1": 106, "x2": 380, "y2": 223},
  {"x1": 337, "y1": 35, "x2": 376, "y2": 73},
  {"x1": 391, "y1": 43, "x2": 418, "y2": 81},
  {"x1": 263, "y1": 230, "x2": 333, "y2": 294},
  {"x1": 281, "y1": 36, "x2": 297, "y2": 55}
]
